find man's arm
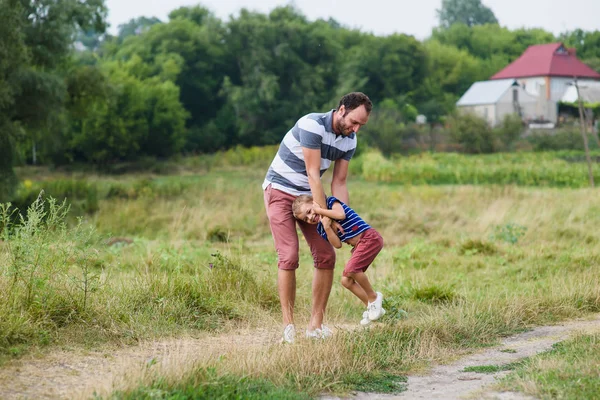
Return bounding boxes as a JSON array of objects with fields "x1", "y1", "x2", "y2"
[
  {"x1": 314, "y1": 202, "x2": 346, "y2": 220},
  {"x1": 331, "y1": 158, "x2": 350, "y2": 205},
  {"x1": 302, "y1": 147, "x2": 326, "y2": 207}
]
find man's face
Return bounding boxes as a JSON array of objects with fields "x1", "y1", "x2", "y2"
[
  {"x1": 337, "y1": 105, "x2": 370, "y2": 136},
  {"x1": 297, "y1": 203, "x2": 320, "y2": 224}
]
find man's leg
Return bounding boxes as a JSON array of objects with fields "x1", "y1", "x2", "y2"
[
  {"x1": 310, "y1": 268, "x2": 334, "y2": 330},
  {"x1": 264, "y1": 186, "x2": 300, "y2": 327},
  {"x1": 298, "y1": 220, "x2": 336, "y2": 331},
  {"x1": 278, "y1": 269, "x2": 296, "y2": 325}
]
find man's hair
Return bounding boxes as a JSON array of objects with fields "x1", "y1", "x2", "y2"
[
  {"x1": 292, "y1": 194, "x2": 313, "y2": 219},
  {"x1": 337, "y1": 92, "x2": 372, "y2": 115}
]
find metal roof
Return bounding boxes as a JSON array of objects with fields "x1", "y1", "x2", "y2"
[{"x1": 456, "y1": 79, "x2": 517, "y2": 106}]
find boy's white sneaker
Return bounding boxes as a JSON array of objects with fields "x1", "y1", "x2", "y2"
[
  {"x1": 368, "y1": 292, "x2": 384, "y2": 321},
  {"x1": 282, "y1": 324, "x2": 296, "y2": 344}
]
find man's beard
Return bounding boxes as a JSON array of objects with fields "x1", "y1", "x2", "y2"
[{"x1": 335, "y1": 114, "x2": 352, "y2": 136}]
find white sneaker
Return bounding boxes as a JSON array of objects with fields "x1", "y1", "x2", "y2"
[
  {"x1": 360, "y1": 311, "x2": 371, "y2": 326},
  {"x1": 306, "y1": 324, "x2": 333, "y2": 339},
  {"x1": 320, "y1": 324, "x2": 333, "y2": 338},
  {"x1": 368, "y1": 292, "x2": 384, "y2": 321},
  {"x1": 282, "y1": 324, "x2": 295, "y2": 344}
]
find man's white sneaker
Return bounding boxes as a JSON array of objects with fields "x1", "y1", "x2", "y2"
[
  {"x1": 320, "y1": 324, "x2": 333, "y2": 338},
  {"x1": 360, "y1": 310, "x2": 371, "y2": 326},
  {"x1": 306, "y1": 324, "x2": 333, "y2": 339},
  {"x1": 282, "y1": 324, "x2": 296, "y2": 344},
  {"x1": 368, "y1": 292, "x2": 384, "y2": 321},
  {"x1": 305, "y1": 327, "x2": 322, "y2": 339}
]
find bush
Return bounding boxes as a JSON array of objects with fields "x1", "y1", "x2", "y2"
[
  {"x1": 527, "y1": 128, "x2": 599, "y2": 151},
  {"x1": 447, "y1": 112, "x2": 496, "y2": 153},
  {"x1": 0, "y1": 196, "x2": 100, "y2": 351},
  {"x1": 12, "y1": 179, "x2": 98, "y2": 217},
  {"x1": 494, "y1": 113, "x2": 525, "y2": 149}
]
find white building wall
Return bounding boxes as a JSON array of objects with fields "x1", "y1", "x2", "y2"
[
  {"x1": 495, "y1": 85, "x2": 538, "y2": 124},
  {"x1": 459, "y1": 105, "x2": 497, "y2": 126}
]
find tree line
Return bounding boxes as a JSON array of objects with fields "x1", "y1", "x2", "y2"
[{"x1": 1, "y1": 0, "x2": 600, "y2": 200}]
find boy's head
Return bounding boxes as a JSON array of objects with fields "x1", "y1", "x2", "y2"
[{"x1": 292, "y1": 195, "x2": 320, "y2": 224}]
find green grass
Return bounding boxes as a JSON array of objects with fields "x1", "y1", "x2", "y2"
[
  {"x1": 110, "y1": 367, "x2": 311, "y2": 400},
  {"x1": 498, "y1": 334, "x2": 600, "y2": 399},
  {"x1": 353, "y1": 150, "x2": 600, "y2": 187},
  {"x1": 3, "y1": 152, "x2": 600, "y2": 395},
  {"x1": 462, "y1": 362, "x2": 522, "y2": 374}
]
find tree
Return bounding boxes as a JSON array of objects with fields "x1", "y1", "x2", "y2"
[
  {"x1": 108, "y1": 7, "x2": 231, "y2": 152},
  {"x1": 420, "y1": 40, "x2": 484, "y2": 118},
  {"x1": 560, "y1": 29, "x2": 600, "y2": 61},
  {"x1": 437, "y1": 0, "x2": 498, "y2": 28},
  {"x1": 222, "y1": 6, "x2": 343, "y2": 147},
  {"x1": 117, "y1": 16, "x2": 162, "y2": 41},
  {"x1": 0, "y1": 0, "x2": 28, "y2": 200},
  {"x1": 1, "y1": 0, "x2": 106, "y2": 198}
]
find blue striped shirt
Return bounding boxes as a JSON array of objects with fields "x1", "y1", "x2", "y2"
[
  {"x1": 317, "y1": 197, "x2": 371, "y2": 243},
  {"x1": 262, "y1": 110, "x2": 357, "y2": 196}
]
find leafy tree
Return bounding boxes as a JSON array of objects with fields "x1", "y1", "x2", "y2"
[
  {"x1": 117, "y1": 16, "x2": 161, "y2": 41},
  {"x1": 222, "y1": 6, "x2": 343, "y2": 147},
  {"x1": 560, "y1": 29, "x2": 600, "y2": 61},
  {"x1": 345, "y1": 34, "x2": 428, "y2": 105},
  {"x1": 437, "y1": 0, "x2": 498, "y2": 28},
  {"x1": 420, "y1": 40, "x2": 483, "y2": 116},
  {"x1": 108, "y1": 7, "x2": 231, "y2": 152},
  {"x1": 432, "y1": 24, "x2": 555, "y2": 63},
  {"x1": 0, "y1": 0, "x2": 106, "y2": 198}
]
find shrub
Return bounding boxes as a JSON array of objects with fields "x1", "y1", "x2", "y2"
[{"x1": 447, "y1": 112, "x2": 496, "y2": 153}]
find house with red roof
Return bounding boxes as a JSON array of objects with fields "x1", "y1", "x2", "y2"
[{"x1": 457, "y1": 43, "x2": 600, "y2": 126}]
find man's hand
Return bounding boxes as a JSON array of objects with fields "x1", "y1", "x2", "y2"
[{"x1": 312, "y1": 201, "x2": 324, "y2": 215}]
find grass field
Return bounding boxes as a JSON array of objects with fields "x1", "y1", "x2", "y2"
[{"x1": 2, "y1": 149, "x2": 600, "y2": 398}]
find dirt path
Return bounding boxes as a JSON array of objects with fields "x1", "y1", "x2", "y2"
[
  {"x1": 325, "y1": 314, "x2": 600, "y2": 400},
  {"x1": 1, "y1": 316, "x2": 599, "y2": 400},
  {"x1": 0, "y1": 326, "x2": 279, "y2": 400}
]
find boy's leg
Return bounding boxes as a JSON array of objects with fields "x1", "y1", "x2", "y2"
[
  {"x1": 264, "y1": 185, "x2": 300, "y2": 327},
  {"x1": 347, "y1": 272, "x2": 377, "y2": 303},
  {"x1": 341, "y1": 276, "x2": 369, "y2": 306},
  {"x1": 298, "y1": 219, "x2": 336, "y2": 331},
  {"x1": 343, "y1": 229, "x2": 384, "y2": 316}
]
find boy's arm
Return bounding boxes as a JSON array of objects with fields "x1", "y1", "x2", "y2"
[
  {"x1": 325, "y1": 226, "x2": 342, "y2": 249},
  {"x1": 321, "y1": 218, "x2": 342, "y2": 248},
  {"x1": 314, "y1": 202, "x2": 346, "y2": 220}
]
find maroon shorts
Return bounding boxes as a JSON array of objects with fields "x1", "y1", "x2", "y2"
[
  {"x1": 263, "y1": 184, "x2": 336, "y2": 270},
  {"x1": 344, "y1": 228, "x2": 383, "y2": 277}
]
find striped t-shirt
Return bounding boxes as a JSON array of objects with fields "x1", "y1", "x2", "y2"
[
  {"x1": 317, "y1": 197, "x2": 371, "y2": 243},
  {"x1": 262, "y1": 110, "x2": 357, "y2": 196}
]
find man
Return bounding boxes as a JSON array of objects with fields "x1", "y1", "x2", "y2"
[{"x1": 262, "y1": 92, "x2": 372, "y2": 343}]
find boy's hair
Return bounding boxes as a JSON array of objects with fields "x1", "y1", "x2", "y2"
[{"x1": 292, "y1": 194, "x2": 313, "y2": 219}]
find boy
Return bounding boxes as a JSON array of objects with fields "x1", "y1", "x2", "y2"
[{"x1": 292, "y1": 194, "x2": 385, "y2": 326}]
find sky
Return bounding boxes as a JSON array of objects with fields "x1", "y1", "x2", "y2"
[{"x1": 105, "y1": 0, "x2": 600, "y2": 39}]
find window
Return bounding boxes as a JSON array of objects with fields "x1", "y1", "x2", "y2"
[
  {"x1": 555, "y1": 45, "x2": 568, "y2": 55},
  {"x1": 513, "y1": 89, "x2": 519, "y2": 102}
]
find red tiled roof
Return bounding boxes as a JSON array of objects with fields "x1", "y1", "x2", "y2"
[{"x1": 491, "y1": 42, "x2": 600, "y2": 80}]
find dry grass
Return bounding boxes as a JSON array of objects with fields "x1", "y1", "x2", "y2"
[{"x1": 3, "y1": 165, "x2": 600, "y2": 397}]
